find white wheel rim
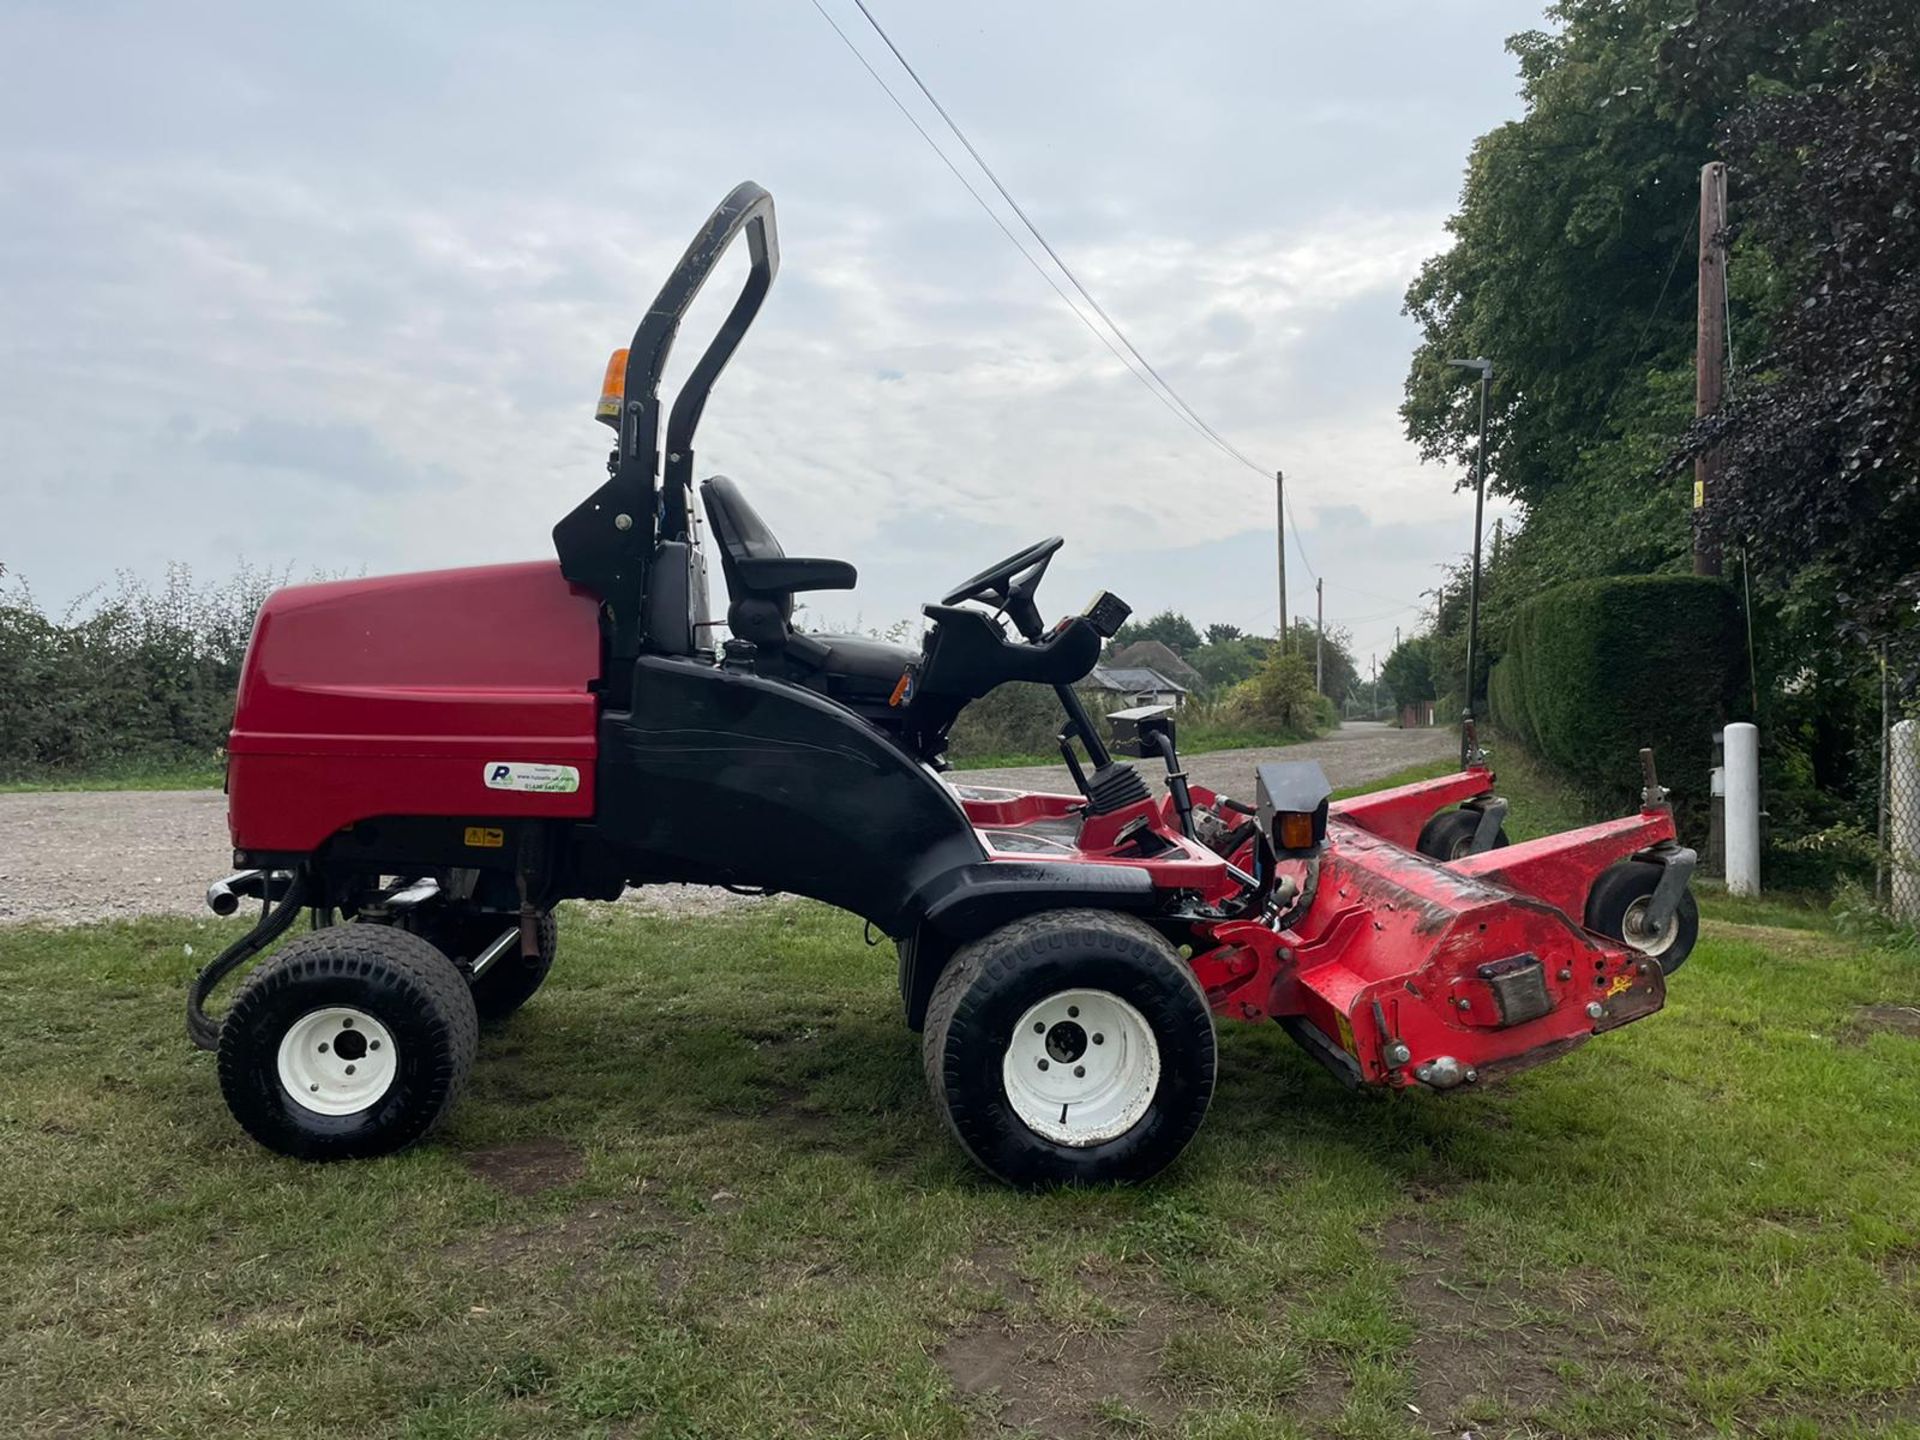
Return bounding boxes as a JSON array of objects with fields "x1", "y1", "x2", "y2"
[
  {"x1": 276, "y1": 1007, "x2": 398, "y2": 1116},
  {"x1": 1001, "y1": 989, "x2": 1160, "y2": 1146},
  {"x1": 1620, "y1": 896, "x2": 1678, "y2": 957}
]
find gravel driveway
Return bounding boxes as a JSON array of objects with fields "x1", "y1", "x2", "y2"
[
  {"x1": 0, "y1": 723, "x2": 1451, "y2": 927},
  {"x1": 958, "y1": 720, "x2": 1452, "y2": 799}
]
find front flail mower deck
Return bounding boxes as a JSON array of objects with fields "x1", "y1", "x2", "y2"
[{"x1": 951, "y1": 756, "x2": 1692, "y2": 1099}]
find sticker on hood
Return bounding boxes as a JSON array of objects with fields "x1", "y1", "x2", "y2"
[{"x1": 483, "y1": 762, "x2": 580, "y2": 794}]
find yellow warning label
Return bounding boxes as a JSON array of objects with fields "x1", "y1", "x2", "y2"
[
  {"x1": 1692, "y1": 479, "x2": 1705, "y2": 508},
  {"x1": 1336, "y1": 1011, "x2": 1358, "y2": 1054},
  {"x1": 464, "y1": 826, "x2": 505, "y2": 849},
  {"x1": 1605, "y1": 973, "x2": 1634, "y2": 999}
]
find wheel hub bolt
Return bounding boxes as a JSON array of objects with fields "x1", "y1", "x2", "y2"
[
  {"x1": 1092, "y1": 1033, "x2": 1104, "y2": 1045},
  {"x1": 1073, "y1": 1065, "x2": 1085, "y2": 1078},
  {"x1": 318, "y1": 1042, "x2": 329, "y2": 1053},
  {"x1": 344, "y1": 1064, "x2": 356, "y2": 1075},
  {"x1": 1034, "y1": 1022, "x2": 1045, "y2": 1033},
  {"x1": 1067, "y1": 1006, "x2": 1079, "y2": 1018},
  {"x1": 1037, "y1": 1059, "x2": 1049, "y2": 1071}
]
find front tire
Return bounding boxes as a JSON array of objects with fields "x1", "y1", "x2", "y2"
[
  {"x1": 217, "y1": 926, "x2": 478, "y2": 1160},
  {"x1": 922, "y1": 910, "x2": 1215, "y2": 1187}
]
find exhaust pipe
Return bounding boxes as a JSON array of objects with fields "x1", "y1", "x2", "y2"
[
  {"x1": 206, "y1": 870, "x2": 264, "y2": 917},
  {"x1": 469, "y1": 927, "x2": 520, "y2": 979}
]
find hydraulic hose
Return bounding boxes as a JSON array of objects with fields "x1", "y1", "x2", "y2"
[{"x1": 185, "y1": 867, "x2": 310, "y2": 1051}]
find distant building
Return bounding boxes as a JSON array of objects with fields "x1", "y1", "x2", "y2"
[
  {"x1": 1107, "y1": 639, "x2": 1202, "y2": 692},
  {"x1": 1088, "y1": 665, "x2": 1191, "y2": 709}
]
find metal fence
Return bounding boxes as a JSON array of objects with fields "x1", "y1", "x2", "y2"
[{"x1": 1885, "y1": 715, "x2": 1920, "y2": 924}]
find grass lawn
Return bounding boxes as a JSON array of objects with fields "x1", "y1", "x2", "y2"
[
  {"x1": 5, "y1": 879, "x2": 1919, "y2": 1438},
  {"x1": 0, "y1": 760, "x2": 225, "y2": 793}
]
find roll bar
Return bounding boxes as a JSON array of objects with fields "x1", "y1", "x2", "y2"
[{"x1": 553, "y1": 181, "x2": 780, "y2": 656}]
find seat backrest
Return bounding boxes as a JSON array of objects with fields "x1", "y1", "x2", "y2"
[{"x1": 700, "y1": 475, "x2": 792, "y2": 647}]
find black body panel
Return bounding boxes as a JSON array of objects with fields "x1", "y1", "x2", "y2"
[{"x1": 596, "y1": 656, "x2": 984, "y2": 931}]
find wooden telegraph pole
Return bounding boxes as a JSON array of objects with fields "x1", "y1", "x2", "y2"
[
  {"x1": 1275, "y1": 471, "x2": 1288, "y2": 653},
  {"x1": 1315, "y1": 577, "x2": 1325, "y2": 695},
  {"x1": 1694, "y1": 160, "x2": 1728, "y2": 577}
]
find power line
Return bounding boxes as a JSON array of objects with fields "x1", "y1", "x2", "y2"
[
  {"x1": 845, "y1": 1, "x2": 1271, "y2": 475},
  {"x1": 817, "y1": 0, "x2": 1321, "y2": 578},
  {"x1": 803, "y1": 0, "x2": 1207, "y2": 447}
]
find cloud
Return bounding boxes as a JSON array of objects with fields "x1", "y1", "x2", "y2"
[
  {"x1": 0, "y1": 0, "x2": 1546, "y2": 639},
  {"x1": 194, "y1": 418, "x2": 439, "y2": 493}
]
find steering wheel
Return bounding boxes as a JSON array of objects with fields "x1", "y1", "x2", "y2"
[
  {"x1": 940, "y1": 536, "x2": 1064, "y2": 610},
  {"x1": 940, "y1": 536, "x2": 1064, "y2": 644}
]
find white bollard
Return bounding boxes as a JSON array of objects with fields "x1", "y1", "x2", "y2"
[
  {"x1": 1723, "y1": 721, "x2": 1761, "y2": 898},
  {"x1": 1893, "y1": 719, "x2": 1920, "y2": 924}
]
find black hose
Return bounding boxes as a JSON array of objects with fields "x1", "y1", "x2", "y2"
[
  {"x1": 1273, "y1": 855, "x2": 1321, "y2": 933},
  {"x1": 185, "y1": 868, "x2": 310, "y2": 1051}
]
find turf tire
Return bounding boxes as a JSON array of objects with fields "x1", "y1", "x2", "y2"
[
  {"x1": 1415, "y1": 808, "x2": 1510, "y2": 861},
  {"x1": 217, "y1": 925, "x2": 478, "y2": 1160},
  {"x1": 1584, "y1": 861, "x2": 1698, "y2": 975},
  {"x1": 923, "y1": 909, "x2": 1215, "y2": 1187}
]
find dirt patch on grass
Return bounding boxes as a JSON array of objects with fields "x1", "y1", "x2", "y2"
[
  {"x1": 937, "y1": 1259, "x2": 1181, "y2": 1437},
  {"x1": 1383, "y1": 1213, "x2": 1644, "y2": 1435},
  {"x1": 1701, "y1": 920, "x2": 1853, "y2": 958},
  {"x1": 1851, "y1": 1003, "x2": 1920, "y2": 1041},
  {"x1": 462, "y1": 1137, "x2": 586, "y2": 1196},
  {"x1": 441, "y1": 1192, "x2": 701, "y2": 1301}
]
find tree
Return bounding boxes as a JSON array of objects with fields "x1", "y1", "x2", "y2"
[
  {"x1": 1112, "y1": 610, "x2": 1201, "y2": 655},
  {"x1": 1204, "y1": 622, "x2": 1244, "y2": 646},
  {"x1": 1186, "y1": 634, "x2": 1268, "y2": 693},
  {"x1": 1282, "y1": 619, "x2": 1359, "y2": 705},
  {"x1": 1381, "y1": 636, "x2": 1437, "y2": 714},
  {"x1": 1669, "y1": 0, "x2": 1920, "y2": 678},
  {"x1": 1403, "y1": 0, "x2": 1721, "y2": 512}
]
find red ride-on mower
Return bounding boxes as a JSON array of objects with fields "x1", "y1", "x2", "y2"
[{"x1": 190, "y1": 183, "x2": 1696, "y2": 1185}]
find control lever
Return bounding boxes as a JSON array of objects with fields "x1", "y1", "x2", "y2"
[{"x1": 1150, "y1": 731, "x2": 1197, "y2": 841}]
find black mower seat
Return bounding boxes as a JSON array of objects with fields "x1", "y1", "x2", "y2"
[{"x1": 700, "y1": 476, "x2": 915, "y2": 700}]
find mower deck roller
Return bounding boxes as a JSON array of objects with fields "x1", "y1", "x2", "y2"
[{"x1": 191, "y1": 183, "x2": 1694, "y2": 1186}]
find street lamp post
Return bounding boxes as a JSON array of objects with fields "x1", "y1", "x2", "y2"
[{"x1": 1447, "y1": 356, "x2": 1493, "y2": 768}]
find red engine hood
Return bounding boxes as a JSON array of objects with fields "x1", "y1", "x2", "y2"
[{"x1": 227, "y1": 561, "x2": 603, "y2": 853}]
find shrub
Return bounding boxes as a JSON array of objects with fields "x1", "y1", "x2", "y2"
[
  {"x1": 1487, "y1": 575, "x2": 1742, "y2": 828},
  {"x1": 1223, "y1": 648, "x2": 1334, "y2": 734},
  {"x1": 0, "y1": 562, "x2": 284, "y2": 781}
]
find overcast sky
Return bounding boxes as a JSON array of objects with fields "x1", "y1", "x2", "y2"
[{"x1": 1, "y1": 0, "x2": 1541, "y2": 664}]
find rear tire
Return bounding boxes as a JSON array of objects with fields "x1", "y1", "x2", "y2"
[
  {"x1": 217, "y1": 926, "x2": 478, "y2": 1160},
  {"x1": 1585, "y1": 862, "x2": 1697, "y2": 975},
  {"x1": 407, "y1": 908, "x2": 557, "y2": 1021},
  {"x1": 1416, "y1": 808, "x2": 1510, "y2": 861},
  {"x1": 922, "y1": 909, "x2": 1215, "y2": 1187}
]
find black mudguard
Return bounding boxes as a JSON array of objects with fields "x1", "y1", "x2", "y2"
[
  {"x1": 895, "y1": 859, "x2": 1159, "y2": 1030},
  {"x1": 596, "y1": 656, "x2": 985, "y2": 931}
]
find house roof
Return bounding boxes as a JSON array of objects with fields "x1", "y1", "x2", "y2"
[
  {"x1": 1089, "y1": 665, "x2": 1190, "y2": 695},
  {"x1": 1108, "y1": 639, "x2": 1202, "y2": 687}
]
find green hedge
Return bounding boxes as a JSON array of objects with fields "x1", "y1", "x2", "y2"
[{"x1": 1487, "y1": 575, "x2": 1742, "y2": 823}]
